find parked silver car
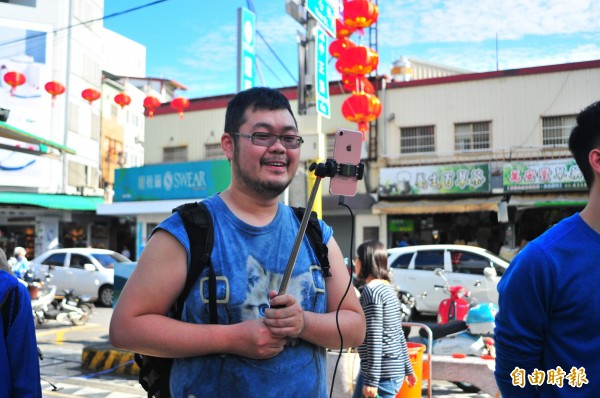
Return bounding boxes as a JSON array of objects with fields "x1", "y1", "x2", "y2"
[
  {"x1": 30, "y1": 248, "x2": 128, "y2": 307},
  {"x1": 387, "y1": 244, "x2": 510, "y2": 315}
]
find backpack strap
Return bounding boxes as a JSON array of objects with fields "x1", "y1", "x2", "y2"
[
  {"x1": 292, "y1": 207, "x2": 331, "y2": 277},
  {"x1": 173, "y1": 202, "x2": 217, "y2": 324}
]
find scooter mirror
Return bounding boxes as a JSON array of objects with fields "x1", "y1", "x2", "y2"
[{"x1": 434, "y1": 268, "x2": 445, "y2": 276}]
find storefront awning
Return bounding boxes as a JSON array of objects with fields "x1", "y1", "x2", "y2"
[
  {"x1": 97, "y1": 199, "x2": 196, "y2": 216},
  {"x1": 508, "y1": 193, "x2": 588, "y2": 209},
  {"x1": 0, "y1": 192, "x2": 104, "y2": 211},
  {"x1": 0, "y1": 120, "x2": 76, "y2": 155},
  {"x1": 372, "y1": 196, "x2": 503, "y2": 215}
]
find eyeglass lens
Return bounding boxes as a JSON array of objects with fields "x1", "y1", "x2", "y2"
[{"x1": 251, "y1": 132, "x2": 303, "y2": 149}]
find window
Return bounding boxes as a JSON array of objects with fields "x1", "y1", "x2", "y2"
[
  {"x1": 390, "y1": 253, "x2": 413, "y2": 269},
  {"x1": 205, "y1": 142, "x2": 226, "y2": 160},
  {"x1": 543, "y1": 115, "x2": 576, "y2": 147},
  {"x1": 326, "y1": 132, "x2": 336, "y2": 159},
  {"x1": 455, "y1": 122, "x2": 490, "y2": 151},
  {"x1": 450, "y1": 250, "x2": 489, "y2": 275},
  {"x1": 70, "y1": 254, "x2": 89, "y2": 269},
  {"x1": 163, "y1": 146, "x2": 188, "y2": 163},
  {"x1": 414, "y1": 250, "x2": 444, "y2": 271},
  {"x1": 400, "y1": 126, "x2": 435, "y2": 154},
  {"x1": 42, "y1": 253, "x2": 66, "y2": 267}
]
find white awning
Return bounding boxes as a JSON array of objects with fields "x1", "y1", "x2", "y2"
[
  {"x1": 372, "y1": 196, "x2": 503, "y2": 215},
  {"x1": 96, "y1": 199, "x2": 197, "y2": 216}
]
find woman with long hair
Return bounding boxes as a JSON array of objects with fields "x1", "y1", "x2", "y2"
[{"x1": 353, "y1": 240, "x2": 417, "y2": 398}]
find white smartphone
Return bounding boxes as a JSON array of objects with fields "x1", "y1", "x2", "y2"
[{"x1": 329, "y1": 128, "x2": 362, "y2": 196}]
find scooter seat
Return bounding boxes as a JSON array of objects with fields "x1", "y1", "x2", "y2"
[{"x1": 419, "y1": 320, "x2": 468, "y2": 340}]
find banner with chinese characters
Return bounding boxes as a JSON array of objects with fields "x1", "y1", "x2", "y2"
[
  {"x1": 379, "y1": 163, "x2": 490, "y2": 197},
  {"x1": 503, "y1": 159, "x2": 585, "y2": 191}
]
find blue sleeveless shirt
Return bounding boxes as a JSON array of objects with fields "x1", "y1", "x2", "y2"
[{"x1": 155, "y1": 195, "x2": 333, "y2": 397}]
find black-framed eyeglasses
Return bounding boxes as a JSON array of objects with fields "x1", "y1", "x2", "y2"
[{"x1": 229, "y1": 132, "x2": 304, "y2": 149}]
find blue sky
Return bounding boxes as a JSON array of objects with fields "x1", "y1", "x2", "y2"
[{"x1": 103, "y1": 0, "x2": 600, "y2": 99}]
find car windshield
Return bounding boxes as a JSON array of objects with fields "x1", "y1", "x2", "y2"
[{"x1": 91, "y1": 253, "x2": 129, "y2": 269}]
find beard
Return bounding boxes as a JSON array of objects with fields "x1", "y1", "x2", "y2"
[{"x1": 232, "y1": 146, "x2": 294, "y2": 199}]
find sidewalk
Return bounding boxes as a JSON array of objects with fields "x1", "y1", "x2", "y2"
[{"x1": 81, "y1": 343, "x2": 496, "y2": 397}]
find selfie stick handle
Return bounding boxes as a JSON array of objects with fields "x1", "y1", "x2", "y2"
[{"x1": 278, "y1": 176, "x2": 322, "y2": 295}]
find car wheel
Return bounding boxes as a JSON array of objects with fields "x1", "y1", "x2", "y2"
[{"x1": 98, "y1": 285, "x2": 113, "y2": 307}]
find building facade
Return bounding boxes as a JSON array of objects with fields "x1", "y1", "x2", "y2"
[
  {"x1": 99, "y1": 60, "x2": 599, "y2": 260},
  {"x1": 0, "y1": 0, "x2": 149, "y2": 258}
]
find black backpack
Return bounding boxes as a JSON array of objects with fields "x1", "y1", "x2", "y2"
[{"x1": 135, "y1": 202, "x2": 329, "y2": 398}]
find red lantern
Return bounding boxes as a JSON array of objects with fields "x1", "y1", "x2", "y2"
[
  {"x1": 3, "y1": 71, "x2": 26, "y2": 96},
  {"x1": 81, "y1": 88, "x2": 101, "y2": 105},
  {"x1": 143, "y1": 95, "x2": 161, "y2": 118},
  {"x1": 44, "y1": 81, "x2": 65, "y2": 106},
  {"x1": 341, "y1": 92, "x2": 382, "y2": 124},
  {"x1": 343, "y1": 0, "x2": 379, "y2": 29},
  {"x1": 170, "y1": 97, "x2": 190, "y2": 119},
  {"x1": 329, "y1": 37, "x2": 355, "y2": 58},
  {"x1": 335, "y1": 19, "x2": 356, "y2": 38},
  {"x1": 341, "y1": 74, "x2": 375, "y2": 94},
  {"x1": 335, "y1": 46, "x2": 379, "y2": 75},
  {"x1": 114, "y1": 92, "x2": 131, "y2": 109}
]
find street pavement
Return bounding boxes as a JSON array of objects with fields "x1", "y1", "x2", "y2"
[{"x1": 36, "y1": 308, "x2": 496, "y2": 398}]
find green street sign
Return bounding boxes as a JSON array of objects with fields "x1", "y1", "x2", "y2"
[{"x1": 306, "y1": 0, "x2": 337, "y2": 37}]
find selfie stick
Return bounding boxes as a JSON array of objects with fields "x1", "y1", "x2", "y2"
[
  {"x1": 278, "y1": 169, "x2": 324, "y2": 295},
  {"x1": 278, "y1": 160, "x2": 363, "y2": 295}
]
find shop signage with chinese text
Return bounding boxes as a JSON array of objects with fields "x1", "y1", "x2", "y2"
[
  {"x1": 503, "y1": 159, "x2": 585, "y2": 191},
  {"x1": 379, "y1": 163, "x2": 490, "y2": 197}
]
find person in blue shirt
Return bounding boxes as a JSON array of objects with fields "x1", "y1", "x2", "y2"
[
  {"x1": 110, "y1": 87, "x2": 366, "y2": 397},
  {"x1": 9, "y1": 246, "x2": 30, "y2": 280},
  {"x1": 1, "y1": 247, "x2": 42, "y2": 398},
  {"x1": 494, "y1": 100, "x2": 600, "y2": 397}
]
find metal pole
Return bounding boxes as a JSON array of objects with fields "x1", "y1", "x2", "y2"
[
  {"x1": 403, "y1": 322, "x2": 433, "y2": 398},
  {"x1": 278, "y1": 174, "x2": 322, "y2": 295},
  {"x1": 61, "y1": 0, "x2": 72, "y2": 193}
]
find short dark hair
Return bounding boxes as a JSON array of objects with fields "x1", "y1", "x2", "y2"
[
  {"x1": 224, "y1": 87, "x2": 297, "y2": 140},
  {"x1": 569, "y1": 100, "x2": 600, "y2": 188},
  {"x1": 356, "y1": 240, "x2": 391, "y2": 282}
]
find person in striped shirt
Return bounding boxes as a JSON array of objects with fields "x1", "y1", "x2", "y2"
[{"x1": 352, "y1": 240, "x2": 417, "y2": 398}]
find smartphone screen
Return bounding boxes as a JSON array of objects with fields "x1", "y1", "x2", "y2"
[{"x1": 329, "y1": 128, "x2": 362, "y2": 196}]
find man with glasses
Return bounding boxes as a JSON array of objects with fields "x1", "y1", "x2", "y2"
[{"x1": 111, "y1": 87, "x2": 365, "y2": 397}]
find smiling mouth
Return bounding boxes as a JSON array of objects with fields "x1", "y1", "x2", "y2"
[{"x1": 262, "y1": 160, "x2": 288, "y2": 168}]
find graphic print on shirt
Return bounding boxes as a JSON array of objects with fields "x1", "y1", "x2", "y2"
[{"x1": 241, "y1": 255, "x2": 323, "y2": 320}]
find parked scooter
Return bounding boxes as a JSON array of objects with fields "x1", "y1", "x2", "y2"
[
  {"x1": 29, "y1": 272, "x2": 58, "y2": 327},
  {"x1": 29, "y1": 272, "x2": 93, "y2": 326},
  {"x1": 416, "y1": 269, "x2": 498, "y2": 393},
  {"x1": 433, "y1": 268, "x2": 471, "y2": 324}
]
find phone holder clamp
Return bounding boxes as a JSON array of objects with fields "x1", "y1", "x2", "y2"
[{"x1": 309, "y1": 159, "x2": 364, "y2": 180}]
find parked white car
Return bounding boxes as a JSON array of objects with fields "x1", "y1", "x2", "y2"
[
  {"x1": 387, "y1": 244, "x2": 510, "y2": 315},
  {"x1": 29, "y1": 248, "x2": 128, "y2": 307}
]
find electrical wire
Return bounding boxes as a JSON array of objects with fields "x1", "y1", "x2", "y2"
[
  {"x1": 328, "y1": 195, "x2": 356, "y2": 398},
  {"x1": 256, "y1": 29, "x2": 297, "y2": 83},
  {"x1": 0, "y1": 0, "x2": 171, "y2": 49}
]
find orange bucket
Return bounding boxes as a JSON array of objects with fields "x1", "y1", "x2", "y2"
[{"x1": 397, "y1": 342, "x2": 425, "y2": 398}]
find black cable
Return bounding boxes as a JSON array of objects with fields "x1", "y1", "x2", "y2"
[{"x1": 329, "y1": 195, "x2": 355, "y2": 398}]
